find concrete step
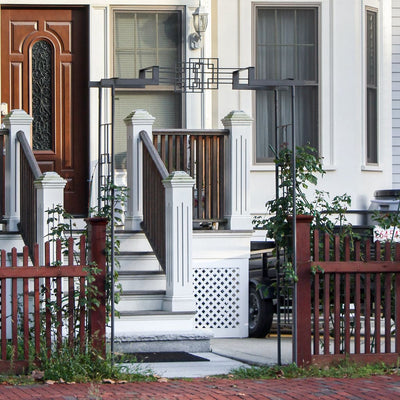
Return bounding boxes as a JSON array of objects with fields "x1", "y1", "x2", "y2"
[
  {"x1": 116, "y1": 290, "x2": 165, "y2": 312},
  {"x1": 115, "y1": 231, "x2": 154, "y2": 253},
  {"x1": 113, "y1": 310, "x2": 197, "y2": 335},
  {"x1": 116, "y1": 251, "x2": 162, "y2": 272},
  {"x1": 0, "y1": 233, "x2": 25, "y2": 253},
  {"x1": 113, "y1": 327, "x2": 212, "y2": 353},
  {"x1": 117, "y1": 271, "x2": 165, "y2": 291}
]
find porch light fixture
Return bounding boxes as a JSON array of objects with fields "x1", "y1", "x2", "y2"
[{"x1": 189, "y1": 0, "x2": 208, "y2": 50}]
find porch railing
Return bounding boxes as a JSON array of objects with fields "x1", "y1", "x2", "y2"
[
  {"x1": 153, "y1": 129, "x2": 228, "y2": 224},
  {"x1": 17, "y1": 130, "x2": 42, "y2": 254},
  {"x1": 140, "y1": 130, "x2": 169, "y2": 270}
]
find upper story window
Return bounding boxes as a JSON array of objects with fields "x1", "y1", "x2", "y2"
[
  {"x1": 113, "y1": 9, "x2": 183, "y2": 168},
  {"x1": 366, "y1": 9, "x2": 377, "y2": 164},
  {"x1": 255, "y1": 7, "x2": 318, "y2": 162}
]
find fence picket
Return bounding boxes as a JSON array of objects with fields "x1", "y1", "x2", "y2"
[
  {"x1": 56, "y1": 240, "x2": 62, "y2": 349},
  {"x1": 79, "y1": 235, "x2": 86, "y2": 351},
  {"x1": 68, "y1": 237, "x2": 75, "y2": 347},
  {"x1": 0, "y1": 250, "x2": 5, "y2": 360},
  {"x1": 396, "y1": 244, "x2": 400, "y2": 353},
  {"x1": 23, "y1": 246, "x2": 29, "y2": 360},
  {"x1": 355, "y1": 240, "x2": 361, "y2": 354},
  {"x1": 11, "y1": 248, "x2": 18, "y2": 359}
]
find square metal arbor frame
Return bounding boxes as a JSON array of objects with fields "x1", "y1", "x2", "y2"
[{"x1": 89, "y1": 61, "x2": 317, "y2": 365}]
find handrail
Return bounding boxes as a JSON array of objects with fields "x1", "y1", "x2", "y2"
[
  {"x1": 17, "y1": 131, "x2": 41, "y2": 179},
  {"x1": 140, "y1": 130, "x2": 169, "y2": 178},
  {"x1": 153, "y1": 129, "x2": 229, "y2": 136},
  {"x1": 17, "y1": 130, "x2": 42, "y2": 256},
  {"x1": 140, "y1": 130, "x2": 168, "y2": 270}
]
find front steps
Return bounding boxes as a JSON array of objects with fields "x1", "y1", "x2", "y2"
[{"x1": 113, "y1": 230, "x2": 211, "y2": 352}]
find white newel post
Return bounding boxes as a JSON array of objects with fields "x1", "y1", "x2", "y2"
[
  {"x1": 163, "y1": 171, "x2": 196, "y2": 312},
  {"x1": 222, "y1": 111, "x2": 253, "y2": 231},
  {"x1": 2, "y1": 110, "x2": 33, "y2": 231},
  {"x1": 124, "y1": 110, "x2": 155, "y2": 231},
  {"x1": 35, "y1": 172, "x2": 67, "y2": 264}
]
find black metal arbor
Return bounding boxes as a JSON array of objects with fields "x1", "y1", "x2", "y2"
[
  {"x1": 89, "y1": 59, "x2": 316, "y2": 364},
  {"x1": 232, "y1": 66, "x2": 317, "y2": 365}
]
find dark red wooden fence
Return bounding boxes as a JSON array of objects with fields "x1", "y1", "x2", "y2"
[
  {"x1": 0, "y1": 217, "x2": 107, "y2": 373},
  {"x1": 296, "y1": 216, "x2": 400, "y2": 367}
]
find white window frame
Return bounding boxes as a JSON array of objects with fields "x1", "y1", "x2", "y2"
[
  {"x1": 110, "y1": 6, "x2": 186, "y2": 127},
  {"x1": 362, "y1": 3, "x2": 380, "y2": 169},
  {"x1": 251, "y1": 2, "x2": 323, "y2": 169}
]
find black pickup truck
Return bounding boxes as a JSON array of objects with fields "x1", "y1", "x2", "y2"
[{"x1": 248, "y1": 241, "x2": 278, "y2": 337}]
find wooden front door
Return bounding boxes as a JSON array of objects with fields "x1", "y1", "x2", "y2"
[{"x1": 1, "y1": 7, "x2": 89, "y2": 215}]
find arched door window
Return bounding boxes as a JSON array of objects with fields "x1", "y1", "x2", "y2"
[{"x1": 31, "y1": 40, "x2": 53, "y2": 151}]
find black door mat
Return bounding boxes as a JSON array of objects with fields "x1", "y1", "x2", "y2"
[{"x1": 116, "y1": 352, "x2": 210, "y2": 363}]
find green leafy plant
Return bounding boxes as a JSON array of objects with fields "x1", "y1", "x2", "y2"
[
  {"x1": 254, "y1": 145, "x2": 354, "y2": 264},
  {"x1": 39, "y1": 341, "x2": 154, "y2": 383},
  {"x1": 46, "y1": 181, "x2": 129, "y2": 321},
  {"x1": 89, "y1": 182, "x2": 129, "y2": 315}
]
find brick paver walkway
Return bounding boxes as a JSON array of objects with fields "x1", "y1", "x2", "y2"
[{"x1": 0, "y1": 375, "x2": 399, "y2": 399}]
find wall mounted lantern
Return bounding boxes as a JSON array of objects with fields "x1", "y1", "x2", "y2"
[{"x1": 189, "y1": 1, "x2": 208, "y2": 50}]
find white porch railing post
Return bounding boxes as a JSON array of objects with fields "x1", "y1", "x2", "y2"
[
  {"x1": 34, "y1": 172, "x2": 67, "y2": 264},
  {"x1": 222, "y1": 110, "x2": 253, "y2": 230},
  {"x1": 124, "y1": 110, "x2": 155, "y2": 231},
  {"x1": 163, "y1": 171, "x2": 196, "y2": 312},
  {"x1": 2, "y1": 110, "x2": 33, "y2": 231}
]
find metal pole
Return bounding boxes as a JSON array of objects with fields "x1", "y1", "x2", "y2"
[
  {"x1": 98, "y1": 88, "x2": 103, "y2": 211},
  {"x1": 274, "y1": 88, "x2": 282, "y2": 366},
  {"x1": 110, "y1": 84, "x2": 116, "y2": 361},
  {"x1": 291, "y1": 85, "x2": 297, "y2": 365}
]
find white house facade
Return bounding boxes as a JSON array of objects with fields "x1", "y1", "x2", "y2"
[{"x1": 0, "y1": 0, "x2": 393, "y2": 347}]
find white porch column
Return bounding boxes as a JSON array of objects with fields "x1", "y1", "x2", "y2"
[
  {"x1": 34, "y1": 172, "x2": 67, "y2": 264},
  {"x1": 222, "y1": 110, "x2": 253, "y2": 230},
  {"x1": 2, "y1": 110, "x2": 33, "y2": 231},
  {"x1": 124, "y1": 110, "x2": 155, "y2": 231},
  {"x1": 163, "y1": 171, "x2": 196, "y2": 312}
]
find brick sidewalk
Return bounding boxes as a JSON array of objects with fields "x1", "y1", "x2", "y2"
[{"x1": 0, "y1": 375, "x2": 400, "y2": 399}]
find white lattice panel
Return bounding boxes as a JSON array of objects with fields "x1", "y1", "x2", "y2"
[{"x1": 193, "y1": 265, "x2": 248, "y2": 337}]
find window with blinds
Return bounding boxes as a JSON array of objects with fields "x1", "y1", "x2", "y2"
[
  {"x1": 255, "y1": 7, "x2": 319, "y2": 162},
  {"x1": 113, "y1": 10, "x2": 183, "y2": 169}
]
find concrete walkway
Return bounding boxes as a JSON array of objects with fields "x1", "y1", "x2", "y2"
[{"x1": 121, "y1": 336, "x2": 293, "y2": 378}]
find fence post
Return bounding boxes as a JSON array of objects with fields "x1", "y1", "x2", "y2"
[
  {"x1": 294, "y1": 215, "x2": 313, "y2": 366},
  {"x1": 221, "y1": 111, "x2": 253, "y2": 230},
  {"x1": 124, "y1": 109, "x2": 155, "y2": 231},
  {"x1": 163, "y1": 171, "x2": 196, "y2": 312},
  {"x1": 86, "y1": 217, "x2": 108, "y2": 357},
  {"x1": 34, "y1": 172, "x2": 67, "y2": 264},
  {"x1": 2, "y1": 110, "x2": 33, "y2": 231}
]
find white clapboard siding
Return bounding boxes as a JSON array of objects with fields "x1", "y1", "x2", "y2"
[{"x1": 393, "y1": 1, "x2": 400, "y2": 187}]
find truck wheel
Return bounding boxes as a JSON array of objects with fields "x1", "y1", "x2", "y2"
[{"x1": 249, "y1": 285, "x2": 274, "y2": 337}]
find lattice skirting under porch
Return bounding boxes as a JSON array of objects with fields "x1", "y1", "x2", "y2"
[{"x1": 193, "y1": 262, "x2": 248, "y2": 338}]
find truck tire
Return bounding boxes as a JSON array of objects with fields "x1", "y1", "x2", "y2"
[{"x1": 249, "y1": 285, "x2": 274, "y2": 337}]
